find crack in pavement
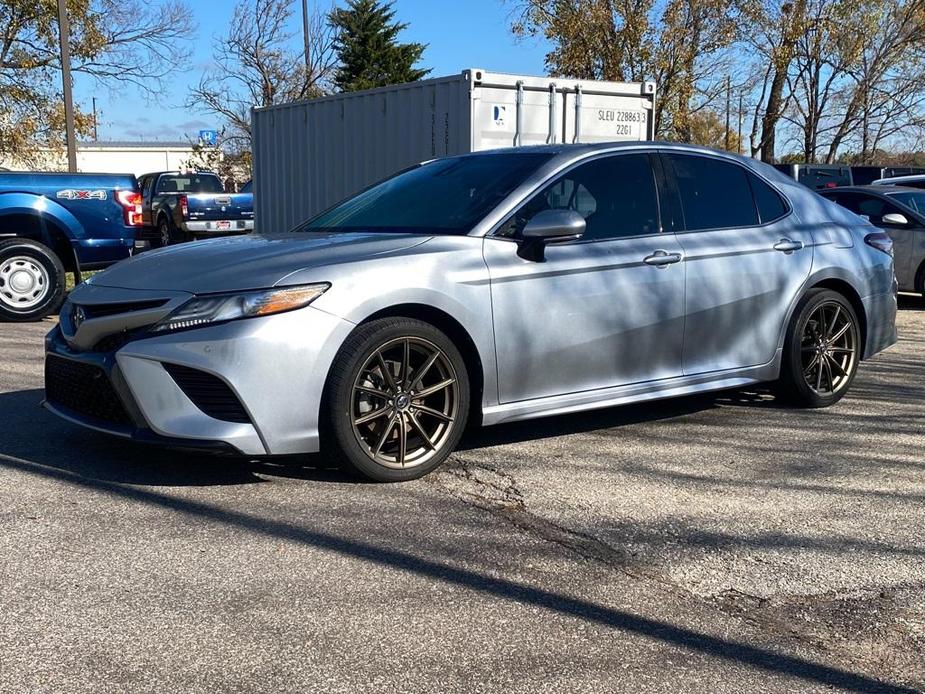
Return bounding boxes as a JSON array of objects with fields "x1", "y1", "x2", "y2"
[
  {"x1": 433, "y1": 454, "x2": 690, "y2": 586},
  {"x1": 430, "y1": 454, "x2": 925, "y2": 690}
]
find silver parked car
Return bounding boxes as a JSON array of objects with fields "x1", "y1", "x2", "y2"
[
  {"x1": 45, "y1": 143, "x2": 898, "y2": 481},
  {"x1": 819, "y1": 185, "x2": 925, "y2": 295}
]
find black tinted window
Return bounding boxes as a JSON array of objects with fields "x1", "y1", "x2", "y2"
[
  {"x1": 156, "y1": 174, "x2": 224, "y2": 194},
  {"x1": 886, "y1": 190, "x2": 925, "y2": 213},
  {"x1": 798, "y1": 167, "x2": 851, "y2": 189},
  {"x1": 748, "y1": 173, "x2": 788, "y2": 223},
  {"x1": 830, "y1": 193, "x2": 905, "y2": 225},
  {"x1": 302, "y1": 153, "x2": 553, "y2": 234},
  {"x1": 669, "y1": 154, "x2": 758, "y2": 231},
  {"x1": 499, "y1": 153, "x2": 659, "y2": 241}
]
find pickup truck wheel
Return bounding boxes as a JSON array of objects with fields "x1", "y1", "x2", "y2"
[
  {"x1": 0, "y1": 239, "x2": 66, "y2": 322},
  {"x1": 155, "y1": 218, "x2": 186, "y2": 247},
  {"x1": 157, "y1": 218, "x2": 172, "y2": 247}
]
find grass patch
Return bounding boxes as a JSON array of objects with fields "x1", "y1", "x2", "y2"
[{"x1": 66, "y1": 270, "x2": 99, "y2": 292}]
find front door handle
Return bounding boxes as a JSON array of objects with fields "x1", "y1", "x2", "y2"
[
  {"x1": 644, "y1": 250, "x2": 683, "y2": 267},
  {"x1": 773, "y1": 238, "x2": 804, "y2": 253}
]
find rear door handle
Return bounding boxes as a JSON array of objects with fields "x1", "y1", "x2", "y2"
[
  {"x1": 773, "y1": 238, "x2": 804, "y2": 253},
  {"x1": 643, "y1": 250, "x2": 683, "y2": 267}
]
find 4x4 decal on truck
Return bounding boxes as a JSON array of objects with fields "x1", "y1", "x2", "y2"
[{"x1": 56, "y1": 189, "x2": 107, "y2": 200}]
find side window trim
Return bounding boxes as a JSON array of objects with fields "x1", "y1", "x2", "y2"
[
  {"x1": 746, "y1": 169, "x2": 790, "y2": 225},
  {"x1": 661, "y1": 152, "x2": 793, "y2": 233},
  {"x1": 654, "y1": 152, "x2": 685, "y2": 233},
  {"x1": 487, "y1": 150, "x2": 664, "y2": 243}
]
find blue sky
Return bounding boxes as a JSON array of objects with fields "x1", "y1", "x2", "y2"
[{"x1": 73, "y1": 0, "x2": 551, "y2": 142}]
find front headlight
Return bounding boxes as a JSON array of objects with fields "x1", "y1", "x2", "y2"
[{"x1": 152, "y1": 283, "x2": 330, "y2": 333}]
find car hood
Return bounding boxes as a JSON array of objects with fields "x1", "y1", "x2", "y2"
[{"x1": 87, "y1": 232, "x2": 432, "y2": 294}]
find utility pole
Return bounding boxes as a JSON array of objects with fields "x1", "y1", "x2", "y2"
[
  {"x1": 92, "y1": 97, "x2": 98, "y2": 141},
  {"x1": 724, "y1": 76, "x2": 731, "y2": 152},
  {"x1": 737, "y1": 92, "x2": 743, "y2": 156},
  {"x1": 302, "y1": 0, "x2": 311, "y2": 74},
  {"x1": 57, "y1": 0, "x2": 77, "y2": 172}
]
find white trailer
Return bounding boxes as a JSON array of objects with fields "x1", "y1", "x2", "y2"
[{"x1": 252, "y1": 69, "x2": 656, "y2": 231}]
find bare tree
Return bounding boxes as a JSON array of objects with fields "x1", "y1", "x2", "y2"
[
  {"x1": 780, "y1": 0, "x2": 862, "y2": 162},
  {"x1": 186, "y1": 0, "x2": 337, "y2": 154},
  {"x1": 509, "y1": 0, "x2": 740, "y2": 140},
  {"x1": 823, "y1": 0, "x2": 925, "y2": 162},
  {"x1": 0, "y1": 0, "x2": 195, "y2": 163},
  {"x1": 738, "y1": 0, "x2": 809, "y2": 161}
]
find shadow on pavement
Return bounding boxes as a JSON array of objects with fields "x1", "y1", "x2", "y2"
[
  {"x1": 0, "y1": 386, "x2": 919, "y2": 692},
  {"x1": 0, "y1": 450, "x2": 917, "y2": 694}
]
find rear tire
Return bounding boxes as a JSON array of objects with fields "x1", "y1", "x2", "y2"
[
  {"x1": 778, "y1": 289, "x2": 860, "y2": 408},
  {"x1": 0, "y1": 239, "x2": 66, "y2": 322},
  {"x1": 154, "y1": 217, "x2": 183, "y2": 247},
  {"x1": 322, "y1": 318, "x2": 469, "y2": 482}
]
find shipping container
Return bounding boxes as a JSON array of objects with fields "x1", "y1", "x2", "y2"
[{"x1": 252, "y1": 68, "x2": 656, "y2": 231}]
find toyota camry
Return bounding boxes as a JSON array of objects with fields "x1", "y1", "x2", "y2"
[{"x1": 45, "y1": 143, "x2": 898, "y2": 481}]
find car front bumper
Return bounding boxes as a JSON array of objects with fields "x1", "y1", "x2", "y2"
[{"x1": 44, "y1": 305, "x2": 354, "y2": 456}]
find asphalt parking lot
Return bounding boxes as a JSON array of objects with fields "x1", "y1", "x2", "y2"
[{"x1": 1, "y1": 298, "x2": 923, "y2": 693}]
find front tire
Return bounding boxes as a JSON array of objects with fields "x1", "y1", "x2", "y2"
[
  {"x1": 0, "y1": 239, "x2": 66, "y2": 322},
  {"x1": 778, "y1": 289, "x2": 860, "y2": 407},
  {"x1": 323, "y1": 318, "x2": 469, "y2": 482}
]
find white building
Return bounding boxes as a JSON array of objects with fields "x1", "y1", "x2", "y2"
[{"x1": 1, "y1": 141, "x2": 208, "y2": 176}]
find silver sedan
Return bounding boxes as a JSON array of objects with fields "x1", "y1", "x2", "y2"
[{"x1": 45, "y1": 143, "x2": 898, "y2": 481}]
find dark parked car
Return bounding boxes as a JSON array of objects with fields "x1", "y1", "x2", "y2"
[
  {"x1": 137, "y1": 170, "x2": 254, "y2": 247},
  {"x1": 820, "y1": 185, "x2": 925, "y2": 295}
]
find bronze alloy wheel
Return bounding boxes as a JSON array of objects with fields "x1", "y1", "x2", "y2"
[
  {"x1": 350, "y1": 336, "x2": 459, "y2": 470},
  {"x1": 800, "y1": 299, "x2": 858, "y2": 396}
]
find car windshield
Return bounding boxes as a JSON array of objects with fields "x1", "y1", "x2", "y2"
[
  {"x1": 886, "y1": 190, "x2": 925, "y2": 213},
  {"x1": 297, "y1": 152, "x2": 554, "y2": 234}
]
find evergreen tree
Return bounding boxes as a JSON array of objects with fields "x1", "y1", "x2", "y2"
[{"x1": 329, "y1": 0, "x2": 430, "y2": 92}]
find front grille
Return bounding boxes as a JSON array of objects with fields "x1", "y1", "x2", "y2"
[
  {"x1": 93, "y1": 331, "x2": 138, "y2": 353},
  {"x1": 81, "y1": 299, "x2": 169, "y2": 319},
  {"x1": 163, "y1": 363, "x2": 251, "y2": 424},
  {"x1": 45, "y1": 355, "x2": 132, "y2": 427}
]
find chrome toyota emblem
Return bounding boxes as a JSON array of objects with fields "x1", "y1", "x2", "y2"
[{"x1": 72, "y1": 305, "x2": 86, "y2": 330}]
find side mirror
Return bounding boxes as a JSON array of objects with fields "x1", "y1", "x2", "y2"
[
  {"x1": 881, "y1": 212, "x2": 909, "y2": 227},
  {"x1": 522, "y1": 209, "x2": 586, "y2": 242}
]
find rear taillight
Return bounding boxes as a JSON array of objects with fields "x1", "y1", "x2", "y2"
[
  {"x1": 179, "y1": 194, "x2": 189, "y2": 219},
  {"x1": 865, "y1": 232, "x2": 893, "y2": 256},
  {"x1": 115, "y1": 190, "x2": 143, "y2": 226}
]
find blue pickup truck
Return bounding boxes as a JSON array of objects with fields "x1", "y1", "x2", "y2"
[
  {"x1": 137, "y1": 170, "x2": 254, "y2": 246},
  {"x1": 0, "y1": 171, "x2": 140, "y2": 321}
]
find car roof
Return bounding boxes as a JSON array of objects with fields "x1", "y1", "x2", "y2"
[
  {"x1": 139, "y1": 170, "x2": 219, "y2": 178},
  {"x1": 820, "y1": 185, "x2": 924, "y2": 195},
  {"x1": 872, "y1": 174, "x2": 925, "y2": 185},
  {"x1": 461, "y1": 141, "x2": 791, "y2": 181}
]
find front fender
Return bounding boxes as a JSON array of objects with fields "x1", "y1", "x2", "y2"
[{"x1": 282, "y1": 238, "x2": 500, "y2": 411}]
